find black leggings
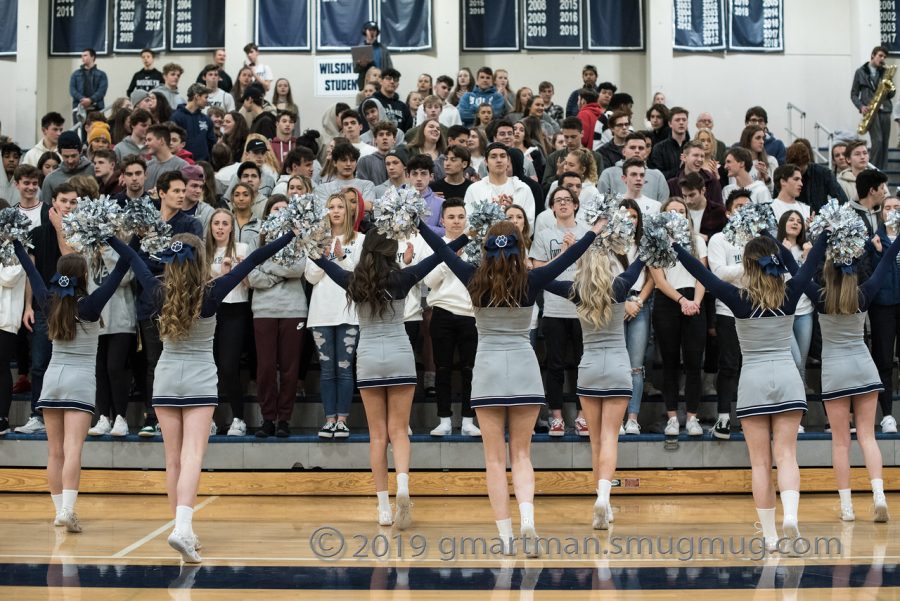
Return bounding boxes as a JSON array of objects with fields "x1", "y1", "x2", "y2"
[
  {"x1": 653, "y1": 288, "x2": 706, "y2": 413},
  {"x1": 869, "y1": 302, "x2": 900, "y2": 418},
  {"x1": 429, "y1": 307, "x2": 477, "y2": 418},
  {"x1": 214, "y1": 302, "x2": 252, "y2": 420},
  {"x1": 138, "y1": 318, "x2": 163, "y2": 423},
  {"x1": 0, "y1": 330, "x2": 15, "y2": 419},
  {"x1": 542, "y1": 316, "x2": 583, "y2": 412},
  {"x1": 95, "y1": 333, "x2": 135, "y2": 419}
]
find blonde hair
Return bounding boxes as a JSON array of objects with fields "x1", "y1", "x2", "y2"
[
  {"x1": 567, "y1": 148, "x2": 599, "y2": 183},
  {"x1": 741, "y1": 237, "x2": 786, "y2": 312},
  {"x1": 822, "y1": 257, "x2": 860, "y2": 315},
  {"x1": 158, "y1": 233, "x2": 209, "y2": 341},
  {"x1": 573, "y1": 249, "x2": 615, "y2": 330},
  {"x1": 693, "y1": 128, "x2": 718, "y2": 160},
  {"x1": 205, "y1": 208, "x2": 237, "y2": 267},
  {"x1": 329, "y1": 192, "x2": 357, "y2": 244}
]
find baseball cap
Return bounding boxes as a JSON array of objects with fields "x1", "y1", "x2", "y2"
[
  {"x1": 363, "y1": 20, "x2": 379, "y2": 32},
  {"x1": 246, "y1": 139, "x2": 267, "y2": 154},
  {"x1": 180, "y1": 164, "x2": 205, "y2": 181}
]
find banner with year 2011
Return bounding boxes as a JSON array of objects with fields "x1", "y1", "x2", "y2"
[
  {"x1": 461, "y1": 0, "x2": 518, "y2": 51},
  {"x1": 50, "y1": 0, "x2": 108, "y2": 56},
  {"x1": 523, "y1": 0, "x2": 582, "y2": 51},
  {"x1": 114, "y1": 0, "x2": 166, "y2": 53},
  {"x1": 170, "y1": 0, "x2": 225, "y2": 51},
  {"x1": 673, "y1": 0, "x2": 725, "y2": 52},
  {"x1": 728, "y1": 0, "x2": 783, "y2": 52}
]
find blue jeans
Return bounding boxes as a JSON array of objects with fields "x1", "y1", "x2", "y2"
[
  {"x1": 790, "y1": 312, "x2": 813, "y2": 385},
  {"x1": 311, "y1": 325, "x2": 359, "y2": 419},
  {"x1": 30, "y1": 308, "x2": 51, "y2": 416},
  {"x1": 625, "y1": 299, "x2": 652, "y2": 416}
]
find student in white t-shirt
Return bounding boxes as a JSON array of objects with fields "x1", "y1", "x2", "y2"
[
  {"x1": 243, "y1": 43, "x2": 273, "y2": 93},
  {"x1": 621, "y1": 157, "x2": 661, "y2": 216},
  {"x1": 720, "y1": 146, "x2": 771, "y2": 205},
  {"x1": 650, "y1": 198, "x2": 708, "y2": 439},
  {"x1": 770, "y1": 163, "x2": 811, "y2": 222}
]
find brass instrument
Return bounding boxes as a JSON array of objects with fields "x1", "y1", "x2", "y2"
[{"x1": 859, "y1": 64, "x2": 897, "y2": 135}]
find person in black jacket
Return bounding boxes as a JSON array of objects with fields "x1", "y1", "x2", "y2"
[
  {"x1": 372, "y1": 69, "x2": 413, "y2": 132},
  {"x1": 126, "y1": 49, "x2": 164, "y2": 97},
  {"x1": 851, "y1": 46, "x2": 895, "y2": 171},
  {"x1": 649, "y1": 107, "x2": 690, "y2": 180},
  {"x1": 773, "y1": 139, "x2": 849, "y2": 212},
  {"x1": 242, "y1": 86, "x2": 276, "y2": 140}
]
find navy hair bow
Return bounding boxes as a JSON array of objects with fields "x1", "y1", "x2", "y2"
[
  {"x1": 157, "y1": 240, "x2": 195, "y2": 264},
  {"x1": 756, "y1": 254, "x2": 788, "y2": 277},
  {"x1": 485, "y1": 234, "x2": 519, "y2": 259},
  {"x1": 50, "y1": 273, "x2": 78, "y2": 298},
  {"x1": 839, "y1": 261, "x2": 858, "y2": 275}
]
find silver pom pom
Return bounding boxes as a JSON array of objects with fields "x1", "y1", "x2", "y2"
[
  {"x1": 373, "y1": 186, "x2": 428, "y2": 240},
  {"x1": 723, "y1": 201, "x2": 777, "y2": 246},
  {"x1": 809, "y1": 198, "x2": 868, "y2": 267},
  {"x1": 61, "y1": 196, "x2": 122, "y2": 253},
  {"x1": 593, "y1": 206, "x2": 635, "y2": 256},
  {"x1": 260, "y1": 193, "x2": 329, "y2": 265},
  {"x1": 639, "y1": 212, "x2": 691, "y2": 268},
  {"x1": 885, "y1": 204, "x2": 900, "y2": 231},
  {"x1": 120, "y1": 196, "x2": 173, "y2": 257},
  {"x1": 579, "y1": 189, "x2": 624, "y2": 225},
  {"x1": 0, "y1": 208, "x2": 33, "y2": 266},
  {"x1": 463, "y1": 199, "x2": 508, "y2": 264}
]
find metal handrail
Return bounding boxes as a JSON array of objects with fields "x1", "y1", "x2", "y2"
[
  {"x1": 786, "y1": 102, "x2": 806, "y2": 142},
  {"x1": 813, "y1": 121, "x2": 836, "y2": 172}
]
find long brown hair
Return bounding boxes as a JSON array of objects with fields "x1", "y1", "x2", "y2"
[
  {"x1": 205, "y1": 208, "x2": 237, "y2": 265},
  {"x1": 467, "y1": 221, "x2": 529, "y2": 308},
  {"x1": 158, "y1": 233, "x2": 208, "y2": 341},
  {"x1": 741, "y1": 237, "x2": 786, "y2": 312},
  {"x1": 346, "y1": 229, "x2": 399, "y2": 317},
  {"x1": 47, "y1": 254, "x2": 89, "y2": 342},
  {"x1": 822, "y1": 257, "x2": 860, "y2": 315}
]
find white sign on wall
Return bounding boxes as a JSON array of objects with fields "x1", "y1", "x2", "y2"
[{"x1": 314, "y1": 57, "x2": 358, "y2": 97}]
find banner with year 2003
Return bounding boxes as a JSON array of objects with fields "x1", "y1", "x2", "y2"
[
  {"x1": 881, "y1": 0, "x2": 900, "y2": 55},
  {"x1": 523, "y1": 0, "x2": 582, "y2": 51}
]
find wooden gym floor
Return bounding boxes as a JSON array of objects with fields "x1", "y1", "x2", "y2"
[{"x1": 0, "y1": 492, "x2": 898, "y2": 599}]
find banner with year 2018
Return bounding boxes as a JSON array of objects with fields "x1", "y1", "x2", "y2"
[
  {"x1": 728, "y1": 0, "x2": 783, "y2": 52},
  {"x1": 50, "y1": 0, "x2": 109, "y2": 56},
  {"x1": 0, "y1": 0, "x2": 16, "y2": 56},
  {"x1": 881, "y1": 0, "x2": 900, "y2": 55},
  {"x1": 523, "y1": 0, "x2": 581, "y2": 51},
  {"x1": 587, "y1": 0, "x2": 644, "y2": 51},
  {"x1": 114, "y1": 0, "x2": 166, "y2": 53},
  {"x1": 673, "y1": 0, "x2": 725, "y2": 52},
  {"x1": 170, "y1": 0, "x2": 225, "y2": 51},
  {"x1": 255, "y1": 0, "x2": 311, "y2": 51},
  {"x1": 462, "y1": 0, "x2": 518, "y2": 51}
]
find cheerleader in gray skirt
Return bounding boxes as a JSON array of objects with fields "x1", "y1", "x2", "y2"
[
  {"x1": 791, "y1": 233, "x2": 900, "y2": 523},
  {"x1": 312, "y1": 229, "x2": 467, "y2": 530},
  {"x1": 124, "y1": 230, "x2": 296, "y2": 563},
  {"x1": 13, "y1": 238, "x2": 136, "y2": 533},
  {"x1": 544, "y1": 252, "x2": 645, "y2": 531},
  {"x1": 418, "y1": 217, "x2": 603, "y2": 557},
  {"x1": 674, "y1": 231, "x2": 827, "y2": 554}
]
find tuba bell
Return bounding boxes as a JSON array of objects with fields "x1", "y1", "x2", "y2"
[{"x1": 859, "y1": 64, "x2": 897, "y2": 135}]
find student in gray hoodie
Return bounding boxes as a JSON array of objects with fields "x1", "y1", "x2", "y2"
[
  {"x1": 41, "y1": 131, "x2": 94, "y2": 201},
  {"x1": 248, "y1": 195, "x2": 309, "y2": 438}
]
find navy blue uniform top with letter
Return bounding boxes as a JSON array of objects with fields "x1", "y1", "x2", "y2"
[
  {"x1": 673, "y1": 233, "x2": 827, "y2": 419},
  {"x1": 312, "y1": 230, "x2": 467, "y2": 388},
  {"x1": 786, "y1": 235, "x2": 900, "y2": 401},
  {"x1": 15, "y1": 238, "x2": 134, "y2": 413},
  {"x1": 124, "y1": 232, "x2": 296, "y2": 407},
  {"x1": 417, "y1": 222, "x2": 598, "y2": 408},
  {"x1": 544, "y1": 258, "x2": 645, "y2": 399}
]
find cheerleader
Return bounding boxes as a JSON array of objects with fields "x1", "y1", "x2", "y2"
[
  {"x1": 206, "y1": 208, "x2": 251, "y2": 435},
  {"x1": 418, "y1": 217, "x2": 603, "y2": 557},
  {"x1": 12, "y1": 237, "x2": 136, "y2": 532},
  {"x1": 124, "y1": 228, "x2": 296, "y2": 563},
  {"x1": 672, "y1": 230, "x2": 827, "y2": 553},
  {"x1": 304, "y1": 193, "x2": 364, "y2": 437},
  {"x1": 312, "y1": 228, "x2": 467, "y2": 529},
  {"x1": 789, "y1": 231, "x2": 900, "y2": 522},
  {"x1": 543, "y1": 247, "x2": 646, "y2": 529}
]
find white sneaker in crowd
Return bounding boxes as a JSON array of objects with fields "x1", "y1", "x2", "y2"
[
  {"x1": 227, "y1": 418, "x2": 247, "y2": 436},
  {"x1": 430, "y1": 420, "x2": 452, "y2": 436},
  {"x1": 461, "y1": 418, "x2": 481, "y2": 437},
  {"x1": 664, "y1": 417, "x2": 679, "y2": 436},
  {"x1": 110, "y1": 415, "x2": 129, "y2": 437},
  {"x1": 209, "y1": 420, "x2": 218, "y2": 436},
  {"x1": 15, "y1": 416, "x2": 46, "y2": 434},
  {"x1": 881, "y1": 415, "x2": 898, "y2": 434},
  {"x1": 88, "y1": 415, "x2": 111, "y2": 436},
  {"x1": 624, "y1": 419, "x2": 641, "y2": 435},
  {"x1": 686, "y1": 416, "x2": 703, "y2": 436}
]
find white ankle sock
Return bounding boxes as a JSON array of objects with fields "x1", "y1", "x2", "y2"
[
  {"x1": 756, "y1": 507, "x2": 777, "y2": 541},
  {"x1": 597, "y1": 479, "x2": 612, "y2": 506},
  {"x1": 175, "y1": 505, "x2": 193, "y2": 536},
  {"x1": 51, "y1": 494, "x2": 63, "y2": 513},
  {"x1": 424, "y1": 372, "x2": 435, "y2": 388},
  {"x1": 496, "y1": 518, "x2": 513, "y2": 540},
  {"x1": 781, "y1": 490, "x2": 800, "y2": 522},
  {"x1": 838, "y1": 488, "x2": 853, "y2": 509},
  {"x1": 872, "y1": 478, "x2": 885, "y2": 496},
  {"x1": 376, "y1": 490, "x2": 390, "y2": 511},
  {"x1": 462, "y1": 417, "x2": 474, "y2": 426},
  {"x1": 61, "y1": 489, "x2": 78, "y2": 512},
  {"x1": 397, "y1": 472, "x2": 409, "y2": 495},
  {"x1": 519, "y1": 502, "x2": 535, "y2": 527}
]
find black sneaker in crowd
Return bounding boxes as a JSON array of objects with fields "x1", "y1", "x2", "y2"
[
  {"x1": 0, "y1": 417, "x2": 9, "y2": 435},
  {"x1": 713, "y1": 416, "x2": 731, "y2": 440},
  {"x1": 424, "y1": 387, "x2": 436, "y2": 398},
  {"x1": 255, "y1": 420, "x2": 276, "y2": 438},
  {"x1": 275, "y1": 421, "x2": 291, "y2": 438}
]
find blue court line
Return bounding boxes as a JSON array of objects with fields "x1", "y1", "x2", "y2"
[{"x1": 1, "y1": 563, "x2": 897, "y2": 590}]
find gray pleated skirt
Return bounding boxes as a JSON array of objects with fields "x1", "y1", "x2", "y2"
[
  {"x1": 356, "y1": 300, "x2": 417, "y2": 388},
  {"x1": 152, "y1": 317, "x2": 219, "y2": 407},
  {"x1": 37, "y1": 320, "x2": 101, "y2": 414},
  {"x1": 819, "y1": 312, "x2": 883, "y2": 401}
]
